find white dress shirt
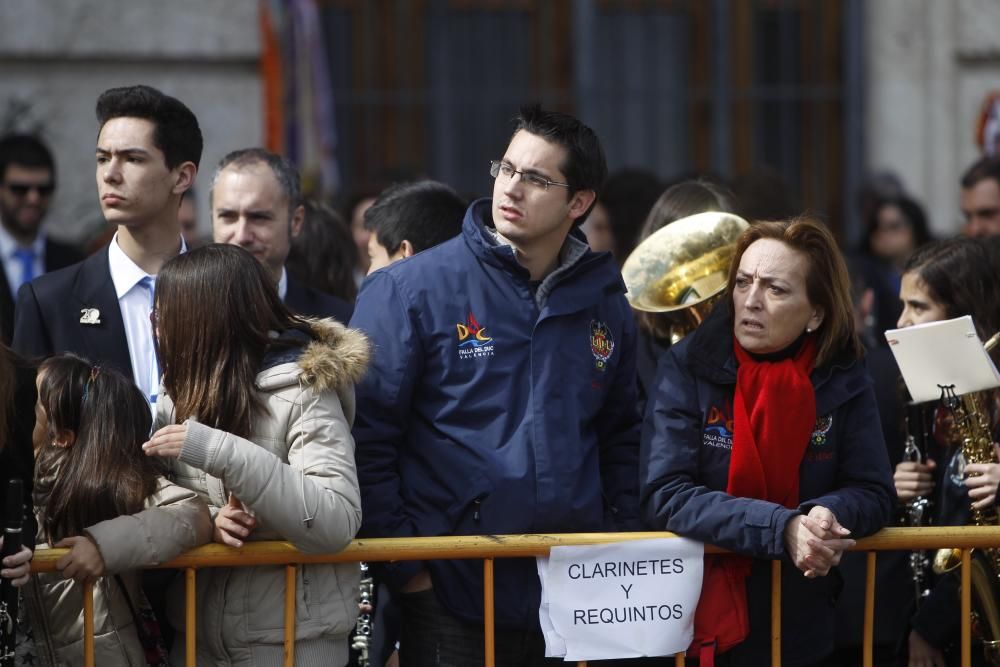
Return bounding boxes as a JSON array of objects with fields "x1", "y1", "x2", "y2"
[
  {"x1": 107, "y1": 233, "x2": 186, "y2": 407},
  {"x1": 0, "y1": 224, "x2": 45, "y2": 299},
  {"x1": 277, "y1": 265, "x2": 288, "y2": 301}
]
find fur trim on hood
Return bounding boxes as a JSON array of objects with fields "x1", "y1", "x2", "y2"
[{"x1": 297, "y1": 318, "x2": 370, "y2": 392}]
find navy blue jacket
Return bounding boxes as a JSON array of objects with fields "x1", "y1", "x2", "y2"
[
  {"x1": 350, "y1": 199, "x2": 641, "y2": 630},
  {"x1": 640, "y1": 302, "x2": 895, "y2": 665}
]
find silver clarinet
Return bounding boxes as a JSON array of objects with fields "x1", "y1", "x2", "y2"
[
  {"x1": 351, "y1": 562, "x2": 374, "y2": 667},
  {"x1": 902, "y1": 405, "x2": 933, "y2": 604}
]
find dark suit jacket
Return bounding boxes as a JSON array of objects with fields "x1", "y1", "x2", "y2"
[
  {"x1": 0, "y1": 237, "x2": 84, "y2": 343},
  {"x1": 285, "y1": 274, "x2": 353, "y2": 324},
  {"x1": 11, "y1": 247, "x2": 132, "y2": 377}
]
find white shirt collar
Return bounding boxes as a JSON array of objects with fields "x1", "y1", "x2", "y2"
[
  {"x1": 107, "y1": 232, "x2": 187, "y2": 297},
  {"x1": 278, "y1": 265, "x2": 288, "y2": 301},
  {"x1": 0, "y1": 224, "x2": 46, "y2": 260}
]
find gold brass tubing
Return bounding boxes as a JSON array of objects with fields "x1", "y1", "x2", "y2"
[
  {"x1": 83, "y1": 580, "x2": 94, "y2": 667},
  {"x1": 863, "y1": 552, "x2": 876, "y2": 667},
  {"x1": 484, "y1": 558, "x2": 495, "y2": 667},
  {"x1": 962, "y1": 549, "x2": 971, "y2": 667},
  {"x1": 186, "y1": 568, "x2": 196, "y2": 667},
  {"x1": 772, "y1": 559, "x2": 781, "y2": 667},
  {"x1": 284, "y1": 565, "x2": 297, "y2": 667},
  {"x1": 675, "y1": 653, "x2": 685, "y2": 666}
]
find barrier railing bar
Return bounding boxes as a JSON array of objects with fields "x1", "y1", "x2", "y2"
[
  {"x1": 484, "y1": 558, "x2": 494, "y2": 667},
  {"x1": 771, "y1": 559, "x2": 781, "y2": 667},
  {"x1": 962, "y1": 549, "x2": 971, "y2": 667},
  {"x1": 863, "y1": 551, "x2": 876, "y2": 667},
  {"x1": 284, "y1": 564, "x2": 297, "y2": 667},
  {"x1": 31, "y1": 527, "x2": 1000, "y2": 573},
  {"x1": 186, "y1": 567, "x2": 196, "y2": 667},
  {"x1": 40, "y1": 527, "x2": 1000, "y2": 667},
  {"x1": 83, "y1": 580, "x2": 94, "y2": 667}
]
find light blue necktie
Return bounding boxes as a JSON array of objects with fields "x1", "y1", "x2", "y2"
[
  {"x1": 139, "y1": 276, "x2": 160, "y2": 406},
  {"x1": 12, "y1": 247, "x2": 36, "y2": 290}
]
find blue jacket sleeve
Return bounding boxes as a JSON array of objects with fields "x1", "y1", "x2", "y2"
[
  {"x1": 594, "y1": 307, "x2": 642, "y2": 530},
  {"x1": 349, "y1": 271, "x2": 425, "y2": 589},
  {"x1": 640, "y1": 346, "x2": 798, "y2": 557},
  {"x1": 798, "y1": 384, "x2": 896, "y2": 538}
]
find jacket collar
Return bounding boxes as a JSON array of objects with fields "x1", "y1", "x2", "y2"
[
  {"x1": 682, "y1": 298, "x2": 870, "y2": 413},
  {"x1": 461, "y1": 198, "x2": 626, "y2": 311}
]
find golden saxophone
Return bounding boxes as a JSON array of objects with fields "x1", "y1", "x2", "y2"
[{"x1": 932, "y1": 331, "x2": 1000, "y2": 664}]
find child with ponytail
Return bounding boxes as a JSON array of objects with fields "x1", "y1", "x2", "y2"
[{"x1": 26, "y1": 354, "x2": 211, "y2": 666}]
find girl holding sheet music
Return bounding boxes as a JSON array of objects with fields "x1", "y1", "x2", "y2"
[{"x1": 892, "y1": 236, "x2": 1000, "y2": 667}]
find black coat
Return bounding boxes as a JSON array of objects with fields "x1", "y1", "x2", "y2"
[
  {"x1": 11, "y1": 248, "x2": 132, "y2": 377},
  {"x1": 285, "y1": 274, "x2": 353, "y2": 324}
]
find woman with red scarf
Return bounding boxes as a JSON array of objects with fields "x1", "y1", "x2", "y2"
[{"x1": 641, "y1": 218, "x2": 895, "y2": 666}]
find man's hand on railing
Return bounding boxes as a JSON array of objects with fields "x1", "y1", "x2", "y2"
[
  {"x1": 213, "y1": 494, "x2": 257, "y2": 549},
  {"x1": 54, "y1": 535, "x2": 105, "y2": 583},
  {"x1": 784, "y1": 505, "x2": 855, "y2": 578}
]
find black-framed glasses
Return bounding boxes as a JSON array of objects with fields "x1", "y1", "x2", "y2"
[
  {"x1": 489, "y1": 160, "x2": 570, "y2": 191},
  {"x1": 4, "y1": 182, "x2": 55, "y2": 197}
]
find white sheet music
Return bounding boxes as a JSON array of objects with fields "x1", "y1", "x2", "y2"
[{"x1": 885, "y1": 315, "x2": 1000, "y2": 403}]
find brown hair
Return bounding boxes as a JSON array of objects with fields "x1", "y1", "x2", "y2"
[
  {"x1": 155, "y1": 244, "x2": 314, "y2": 438},
  {"x1": 726, "y1": 217, "x2": 862, "y2": 367},
  {"x1": 36, "y1": 354, "x2": 158, "y2": 543}
]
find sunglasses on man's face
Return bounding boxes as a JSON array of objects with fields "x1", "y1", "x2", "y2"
[{"x1": 4, "y1": 182, "x2": 55, "y2": 197}]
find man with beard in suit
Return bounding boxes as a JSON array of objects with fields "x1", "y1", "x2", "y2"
[{"x1": 0, "y1": 134, "x2": 83, "y2": 342}]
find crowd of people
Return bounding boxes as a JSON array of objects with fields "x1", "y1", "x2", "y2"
[{"x1": 1, "y1": 83, "x2": 999, "y2": 667}]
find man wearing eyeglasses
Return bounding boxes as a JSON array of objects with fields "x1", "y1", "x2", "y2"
[
  {"x1": 0, "y1": 134, "x2": 83, "y2": 342},
  {"x1": 351, "y1": 105, "x2": 641, "y2": 665}
]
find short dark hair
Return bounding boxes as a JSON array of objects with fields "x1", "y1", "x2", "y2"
[
  {"x1": 512, "y1": 104, "x2": 607, "y2": 221},
  {"x1": 0, "y1": 133, "x2": 55, "y2": 184},
  {"x1": 213, "y1": 147, "x2": 301, "y2": 218},
  {"x1": 364, "y1": 180, "x2": 466, "y2": 255},
  {"x1": 95, "y1": 84, "x2": 203, "y2": 170},
  {"x1": 862, "y1": 194, "x2": 933, "y2": 256},
  {"x1": 960, "y1": 156, "x2": 1000, "y2": 190}
]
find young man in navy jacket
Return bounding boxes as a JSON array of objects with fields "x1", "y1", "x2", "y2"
[{"x1": 351, "y1": 106, "x2": 642, "y2": 666}]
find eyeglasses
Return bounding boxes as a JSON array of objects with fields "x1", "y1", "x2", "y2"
[
  {"x1": 490, "y1": 160, "x2": 570, "y2": 191},
  {"x1": 4, "y1": 182, "x2": 55, "y2": 197}
]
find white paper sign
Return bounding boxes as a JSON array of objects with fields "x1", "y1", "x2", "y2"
[
  {"x1": 537, "y1": 538, "x2": 704, "y2": 661},
  {"x1": 885, "y1": 315, "x2": 1000, "y2": 403}
]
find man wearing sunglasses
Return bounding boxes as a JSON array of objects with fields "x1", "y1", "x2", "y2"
[{"x1": 0, "y1": 134, "x2": 83, "y2": 342}]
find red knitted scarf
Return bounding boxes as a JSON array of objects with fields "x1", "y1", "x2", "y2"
[
  {"x1": 690, "y1": 335, "x2": 818, "y2": 663},
  {"x1": 729, "y1": 335, "x2": 818, "y2": 506}
]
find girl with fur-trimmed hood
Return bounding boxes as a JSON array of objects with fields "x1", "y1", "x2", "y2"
[{"x1": 143, "y1": 244, "x2": 369, "y2": 667}]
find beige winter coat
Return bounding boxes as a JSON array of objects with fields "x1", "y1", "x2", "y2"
[
  {"x1": 27, "y1": 475, "x2": 212, "y2": 666},
  {"x1": 154, "y1": 319, "x2": 369, "y2": 667}
]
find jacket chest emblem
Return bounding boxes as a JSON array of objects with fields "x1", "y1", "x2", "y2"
[
  {"x1": 702, "y1": 400, "x2": 734, "y2": 450},
  {"x1": 590, "y1": 320, "x2": 614, "y2": 371},
  {"x1": 810, "y1": 415, "x2": 833, "y2": 447},
  {"x1": 456, "y1": 311, "x2": 495, "y2": 359}
]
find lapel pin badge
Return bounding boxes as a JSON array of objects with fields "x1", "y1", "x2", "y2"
[{"x1": 79, "y1": 308, "x2": 101, "y2": 325}]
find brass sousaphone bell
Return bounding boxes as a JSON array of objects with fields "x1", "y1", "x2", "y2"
[{"x1": 622, "y1": 211, "x2": 749, "y2": 343}]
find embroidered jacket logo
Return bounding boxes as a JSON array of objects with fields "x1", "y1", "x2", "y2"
[
  {"x1": 457, "y1": 312, "x2": 494, "y2": 359},
  {"x1": 590, "y1": 320, "x2": 614, "y2": 371}
]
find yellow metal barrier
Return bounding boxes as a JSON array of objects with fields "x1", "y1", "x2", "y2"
[{"x1": 28, "y1": 526, "x2": 1000, "y2": 667}]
